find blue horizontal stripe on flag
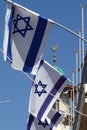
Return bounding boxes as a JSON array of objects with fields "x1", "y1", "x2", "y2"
[
  {"x1": 37, "y1": 75, "x2": 67, "y2": 120},
  {"x1": 7, "y1": 6, "x2": 14, "y2": 61},
  {"x1": 23, "y1": 16, "x2": 48, "y2": 72}
]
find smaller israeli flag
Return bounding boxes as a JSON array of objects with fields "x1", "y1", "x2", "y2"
[
  {"x1": 27, "y1": 114, "x2": 51, "y2": 130},
  {"x1": 47, "y1": 108, "x2": 63, "y2": 129},
  {"x1": 27, "y1": 108, "x2": 63, "y2": 130},
  {"x1": 3, "y1": 1, "x2": 53, "y2": 75},
  {"x1": 29, "y1": 59, "x2": 69, "y2": 122}
]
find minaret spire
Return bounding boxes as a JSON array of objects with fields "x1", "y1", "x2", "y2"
[{"x1": 50, "y1": 44, "x2": 58, "y2": 66}]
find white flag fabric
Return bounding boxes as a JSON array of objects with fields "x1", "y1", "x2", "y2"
[
  {"x1": 27, "y1": 108, "x2": 63, "y2": 130},
  {"x1": 46, "y1": 108, "x2": 63, "y2": 129},
  {"x1": 29, "y1": 59, "x2": 69, "y2": 122},
  {"x1": 3, "y1": 1, "x2": 53, "y2": 75}
]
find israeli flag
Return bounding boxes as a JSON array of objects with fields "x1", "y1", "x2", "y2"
[
  {"x1": 29, "y1": 59, "x2": 69, "y2": 122},
  {"x1": 27, "y1": 108, "x2": 63, "y2": 130},
  {"x1": 46, "y1": 108, "x2": 63, "y2": 129},
  {"x1": 3, "y1": 1, "x2": 53, "y2": 75},
  {"x1": 27, "y1": 114, "x2": 51, "y2": 130}
]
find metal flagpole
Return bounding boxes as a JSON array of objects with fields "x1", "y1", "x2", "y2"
[
  {"x1": 75, "y1": 50, "x2": 79, "y2": 105},
  {"x1": 80, "y1": 4, "x2": 87, "y2": 66},
  {"x1": 52, "y1": 21, "x2": 87, "y2": 43},
  {"x1": 75, "y1": 50, "x2": 79, "y2": 86},
  {"x1": 78, "y1": 30, "x2": 82, "y2": 84},
  {"x1": 72, "y1": 70, "x2": 75, "y2": 129},
  {"x1": 81, "y1": 5, "x2": 85, "y2": 67}
]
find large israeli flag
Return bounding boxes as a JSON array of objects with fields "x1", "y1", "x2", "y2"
[
  {"x1": 29, "y1": 59, "x2": 69, "y2": 122},
  {"x1": 3, "y1": 0, "x2": 53, "y2": 75},
  {"x1": 27, "y1": 108, "x2": 63, "y2": 130}
]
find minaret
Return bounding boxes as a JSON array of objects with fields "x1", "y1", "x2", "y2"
[
  {"x1": 50, "y1": 44, "x2": 72, "y2": 130},
  {"x1": 50, "y1": 44, "x2": 58, "y2": 66},
  {"x1": 50, "y1": 44, "x2": 58, "y2": 110}
]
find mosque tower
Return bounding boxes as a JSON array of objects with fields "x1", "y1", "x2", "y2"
[{"x1": 51, "y1": 44, "x2": 77, "y2": 130}]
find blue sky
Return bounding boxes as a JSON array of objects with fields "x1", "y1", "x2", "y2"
[{"x1": 0, "y1": 0, "x2": 87, "y2": 130}]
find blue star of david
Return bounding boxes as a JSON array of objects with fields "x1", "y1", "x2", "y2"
[
  {"x1": 34, "y1": 80, "x2": 47, "y2": 97},
  {"x1": 38, "y1": 119, "x2": 49, "y2": 128},
  {"x1": 13, "y1": 14, "x2": 33, "y2": 37}
]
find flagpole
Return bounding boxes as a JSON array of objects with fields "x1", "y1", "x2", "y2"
[
  {"x1": 78, "y1": 30, "x2": 82, "y2": 84},
  {"x1": 52, "y1": 21, "x2": 87, "y2": 43},
  {"x1": 81, "y1": 5, "x2": 85, "y2": 66},
  {"x1": 75, "y1": 50, "x2": 79, "y2": 105},
  {"x1": 80, "y1": 5, "x2": 87, "y2": 66}
]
